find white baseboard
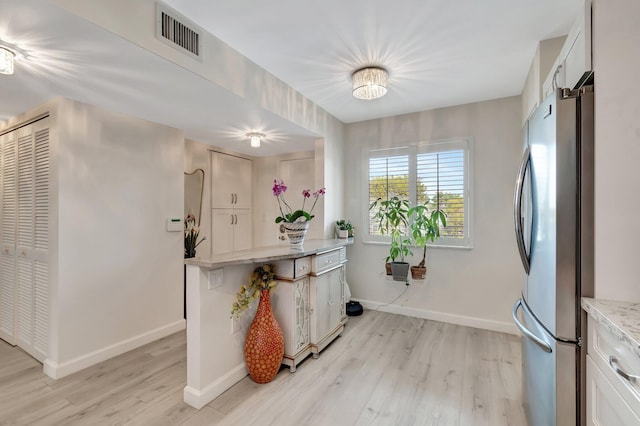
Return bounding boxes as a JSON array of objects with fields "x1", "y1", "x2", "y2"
[
  {"x1": 43, "y1": 319, "x2": 186, "y2": 379},
  {"x1": 183, "y1": 363, "x2": 248, "y2": 409},
  {"x1": 354, "y1": 299, "x2": 518, "y2": 335}
]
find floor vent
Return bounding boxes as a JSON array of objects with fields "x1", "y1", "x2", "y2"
[{"x1": 155, "y1": 1, "x2": 202, "y2": 61}]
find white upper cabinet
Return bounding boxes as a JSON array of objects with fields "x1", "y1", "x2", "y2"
[
  {"x1": 521, "y1": 36, "x2": 566, "y2": 124},
  {"x1": 211, "y1": 152, "x2": 252, "y2": 209},
  {"x1": 543, "y1": 0, "x2": 593, "y2": 97}
]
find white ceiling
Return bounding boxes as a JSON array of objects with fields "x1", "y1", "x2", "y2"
[{"x1": 0, "y1": 0, "x2": 582, "y2": 156}]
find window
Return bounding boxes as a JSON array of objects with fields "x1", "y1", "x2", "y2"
[{"x1": 366, "y1": 139, "x2": 472, "y2": 247}]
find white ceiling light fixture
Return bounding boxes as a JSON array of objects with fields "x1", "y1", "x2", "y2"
[
  {"x1": 352, "y1": 67, "x2": 388, "y2": 100},
  {"x1": 0, "y1": 47, "x2": 15, "y2": 75},
  {"x1": 0, "y1": 41, "x2": 28, "y2": 75},
  {"x1": 246, "y1": 132, "x2": 265, "y2": 148}
]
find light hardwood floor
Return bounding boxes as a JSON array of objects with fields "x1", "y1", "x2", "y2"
[{"x1": 0, "y1": 311, "x2": 526, "y2": 425}]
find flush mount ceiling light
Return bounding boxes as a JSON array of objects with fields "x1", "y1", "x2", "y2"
[
  {"x1": 0, "y1": 41, "x2": 27, "y2": 75},
  {"x1": 0, "y1": 47, "x2": 15, "y2": 75},
  {"x1": 352, "y1": 66, "x2": 388, "y2": 100},
  {"x1": 246, "y1": 132, "x2": 265, "y2": 148}
]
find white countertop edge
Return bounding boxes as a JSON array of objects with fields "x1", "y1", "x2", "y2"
[
  {"x1": 184, "y1": 238, "x2": 353, "y2": 269},
  {"x1": 582, "y1": 297, "x2": 640, "y2": 358}
]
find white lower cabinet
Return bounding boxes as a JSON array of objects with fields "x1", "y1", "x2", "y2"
[
  {"x1": 271, "y1": 247, "x2": 348, "y2": 371},
  {"x1": 586, "y1": 316, "x2": 640, "y2": 425},
  {"x1": 310, "y1": 265, "x2": 345, "y2": 355}
]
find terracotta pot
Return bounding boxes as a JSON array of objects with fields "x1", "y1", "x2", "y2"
[
  {"x1": 411, "y1": 266, "x2": 426, "y2": 280},
  {"x1": 385, "y1": 262, "x2": 392, "y2": 275},
  {"x1": 244, "y1": 289, "x2": 285, "y2": 384}
]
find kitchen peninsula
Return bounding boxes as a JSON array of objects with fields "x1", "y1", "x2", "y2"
[{"x1": 183, "y1": 239, "x2": 352, "y2": 409}]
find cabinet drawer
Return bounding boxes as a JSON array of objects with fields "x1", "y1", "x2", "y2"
[
  {"x1": 273, "y1": 256, "x2": 311, "y2": 280},
  {"x1": 588, "y1": 317, "x2": 640, "y2": 405},
  {"x1": 587, "y1": 355, "x2": 640, "y2": 425},
  {"x1": 312, "y1": 249, "x2": 341, "y2": 274}
]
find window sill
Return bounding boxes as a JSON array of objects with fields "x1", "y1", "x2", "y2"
[{"x1": 360, "y1": 240, "x2": 473, "y2": 250}]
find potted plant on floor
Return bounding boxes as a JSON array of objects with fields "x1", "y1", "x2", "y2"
[
  {"x1": 408, "y1": 204, "x2": 446, "y2": 279},
  {"x1": 369, "y1": 197, "x2": 413, "y2": 281}
]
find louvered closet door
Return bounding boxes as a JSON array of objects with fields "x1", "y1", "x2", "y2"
[
  {"x1": 15, "y1": 120, "x2": 49, "y2": 362},
  {"x1": 0, "y1": 129, "x2": 17, "y2": 345}
]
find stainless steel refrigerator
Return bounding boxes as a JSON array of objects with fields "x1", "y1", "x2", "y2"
[{"x1": 512, "y1": 85, "x2": 594, "y2": 426}]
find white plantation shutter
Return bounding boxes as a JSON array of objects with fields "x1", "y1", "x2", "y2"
[
  {"x1": 368, "y1": 150, "x2": 409, "y2": 235},
  {"x1": 0, "y1": 130, "x2": 17, "y2": 344},
  {"x1": 417, "y1": 148, "x2": 466, "y2": 239},
  {"x1": 0, "y1": 118, "x2": 49, "y2": 361},
  {"x1": 367, "y1": 139, "x2": 471, "y2": 247}
]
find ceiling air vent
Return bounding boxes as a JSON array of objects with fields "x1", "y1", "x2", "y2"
[{"x1": 155, "y1": 1, "x2": 202, "y2": 61}]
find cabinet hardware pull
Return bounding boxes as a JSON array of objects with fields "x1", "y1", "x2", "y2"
[{"x1": 609, "y1": 356, "x2": 640, "y2": 383}]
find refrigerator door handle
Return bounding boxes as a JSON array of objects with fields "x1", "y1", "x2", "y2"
[
  {"x1": 512, "y1": 299, "x2": 552, "y2": 353},
  {"x1": 514, "y1": 145, "x2": 531, "y2": 274}
]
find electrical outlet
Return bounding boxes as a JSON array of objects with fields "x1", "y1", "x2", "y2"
[
  {"x1": 208, "y1": 268, "x2": 223, "y2": 290},
  {"x1": 231, "y1": 317, "x2": 240, "y2": 334}
]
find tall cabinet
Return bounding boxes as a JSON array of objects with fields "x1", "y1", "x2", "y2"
[
  {"x1": 0, "y1": 116, "x2": 50, "y2": 363},
  {"x1": 210, "y1": 151, "x2": 252, "y2": 254}
]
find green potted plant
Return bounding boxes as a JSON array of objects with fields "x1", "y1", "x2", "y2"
[
  {"x1": 408, "y1": 205, "x2": 446, "y2": 279},
  {"x1": 335, "y1": 219, "x2": 353, "y2": 239},
  {"x1": 369, "y1": 197, "x2": 413, "y2": 281}
]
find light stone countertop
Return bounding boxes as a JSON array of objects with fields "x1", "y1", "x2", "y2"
[
  {"x1": 184, "y1": 238, "x2": 353, "y2": 270},
  {"x1": 582, "y1": 297, "x2": 640, "y2": 358}
]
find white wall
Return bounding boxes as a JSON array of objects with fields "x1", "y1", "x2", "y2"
[
  {"x1": 592, "y1": 0, "x2": 640, "y2": 302},
  {"x1": 47, "y1": 98, "x2": 185, "y2": 376},
  {"x1": 344, "y1": 96, "x2": 522, "y2": 333}
]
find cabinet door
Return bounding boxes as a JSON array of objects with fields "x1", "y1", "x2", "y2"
[
  {"x1": 233, "y1": 209, "x2": 252, "y2": 251},
  {"x1": 562, "y1": 2, "x2": 591, "y2": 90},
  {"x1": 293, "y1": 277, "x2": 310, "y2": 352},
  {"x1": 311, "y1": 266, "x2": 341, "y2": 344},
  {"x1": 211, "y1": 209, "x2": 235, "y2": 255},
  {"x1": 587, "y1": 355, "x2": 640, "y2": 426},
  {"x1": 211, "y1": 152, "x2": 252, "y2": 209}
]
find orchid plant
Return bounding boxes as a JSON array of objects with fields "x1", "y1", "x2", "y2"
[{"x1": 272, "y1": 179, "x2": 325, "y2": 223}]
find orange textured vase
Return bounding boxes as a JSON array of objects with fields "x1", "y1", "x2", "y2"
[{"x1": 243, "y1": 289, "x2": 285, "y2": 384}]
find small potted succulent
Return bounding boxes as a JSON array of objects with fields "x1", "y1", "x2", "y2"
[
  {"x1": 369, "y1": 196, "x2": 412, "y2": 281},
  {"x1": 335, "y1": 219, "x2": 352, "y2": 239},
  {"x1": 408, "y1": 205, "x2": 446, "y2": 279}
]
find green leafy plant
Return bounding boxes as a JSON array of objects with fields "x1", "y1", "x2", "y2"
[
  {"x1": 336, "y1": 220, "x2": 353, "y2": 231},
  {"x1": 231, "y1": 264, "x2": 277, "y2": 318},
  {"x1": 369, "y1": 197, "x2": 413, "y2": 262},
  {"x1": 408, "y1": 205, "x2": 447, "y2": 268}
]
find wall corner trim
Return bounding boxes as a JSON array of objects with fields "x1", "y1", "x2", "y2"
[{"x1": 183, "y1": 363, "x2": 248, "y2": 409}]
